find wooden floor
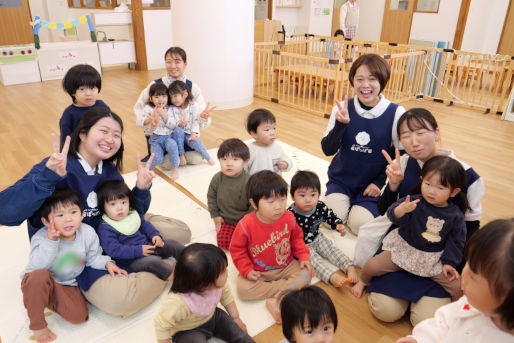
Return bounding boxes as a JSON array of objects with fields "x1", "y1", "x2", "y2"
[{"x1": 1, "y1": 68, "x2": 513, "y2": 342}]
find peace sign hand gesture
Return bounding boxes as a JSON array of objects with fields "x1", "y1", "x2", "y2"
[
  {"x1": 382, "y1": 148, "x2": 403, "y2": 191},
  {"x1": 334, "y1": 95, "x2": 350, "y2": 124},
  {"x1": 394, "y1": 195, "x2": 420, "y2": 218},
  {"x1": 46, "y1": 133, "x2": 70, "y2": 177},
  {"x1": 136, "y1": 154, "x2": 156, "y2": 190},
  {"x1": 200, "y1": 102, "x2": 216, "y2": 119},
  {"x1": 46, "y1": 216, "x2": 60, "y2": 241}
]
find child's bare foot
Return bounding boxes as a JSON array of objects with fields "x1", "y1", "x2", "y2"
[
  {"x1": 347, "y1": 266, "x2": 359, "y2": 283},
  {"x1": 208, "y1": 158, "x2": 216, "y2": 166},
  {"x1": 170, "y1": 167, "x2": 179, "y2": 181},
  {"x1": 179, "y1": 154, "x2": 187, "y2": 166},
  {"x1": 329, "y1": 272, "x2": 349, "y2": 288},
  {"x1": 265, "y1": 298, "x2": 282, "y2": 324},
  {"x1": 33, "y1": 327, "x2": 56, "y2": 343},
  {"x1": 351, "y1": 280, "x2": 366, "y2": 298}
]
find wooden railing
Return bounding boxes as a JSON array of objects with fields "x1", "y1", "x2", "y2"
[{"x1": 255, "y1": 36, "x2": 514, "y2": 116}]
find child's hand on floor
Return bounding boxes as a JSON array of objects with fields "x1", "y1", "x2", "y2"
[
  {"x1": 300, "y1": 260, "x2": 315, "y2": 277},
  {"x1": 336, "y1": 224, "x2": 347, "y2": 236},
  {"x1": 152, "y1": 235, "x2": 164, "y2": 247},
  {"x1": 46, "y1": 216, "x2": 60, "y2": 241},
  {"x1": 443, "y1": 264, "x2": 459, "y2": 281},
  {"x1": 106, "y1": 261, "x2": 128, "y2": 277},
  {"x1": 213, "y1": 217, "x2": 224, "y2": 232},
  {"x1": 142, "y1": 244, "x2": 155, "y2": 256},
  {"x1": 275, "y1": 160, "x2": 288, "y2": 170},
  {"x1": 246, "y1": 270, "x2": 261, "y2": 281},
  {"x1": 396, "y1": 337, "x2": 417, "y2": 343}
]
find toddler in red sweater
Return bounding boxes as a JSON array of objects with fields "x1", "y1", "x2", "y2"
[{"x1": 229, "y1": 170, "x2": 314, "y2": 323}]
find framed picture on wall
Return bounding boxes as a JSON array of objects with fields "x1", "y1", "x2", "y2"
[{"x1": 416, "y1": 0, "x2": 439, "y2": 13}]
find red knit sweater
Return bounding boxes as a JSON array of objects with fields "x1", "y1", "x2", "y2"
[{"x1": 229, "y1": 211, "x2": 310, "y2": 277}]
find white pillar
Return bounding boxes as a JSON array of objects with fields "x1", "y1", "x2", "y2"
[{"x1": 171, "y1": 0, "x2": 254, "y2": 110}]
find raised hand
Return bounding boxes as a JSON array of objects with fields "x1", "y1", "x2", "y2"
[
  {"x1": 382, "y1": 148, "x2": 403, "y2": 191},
  {"x1": 336, "y1": 224, "x2": 347, "y2": 236},
  {"x1": 179, "y1": 113, "x2": 188, "y2": 128},
  {"x1": 135, "y1": 154, "x2": 156, "y2": 190},
  {"x1": 334, "y1": 95, "x2": 350, "y2": 124},
  {"x1": 152, "y1": 235, "x2": 164, "y2": 247},
  {"x1": 363, "y1": 183, "x2": 381, "y2": 197},
  {"x1": 395, "y1": 195, "x2": 420, "y2": 218},
  {"x1": 142, "y1": 244, "x2": 155, "y2": 256},
  {"x1": 200, "y1": 102, "x2": 216, "y2": 119},
  {"x1": 46, "y1": 133, "x2": 70, "y2": 177},
  {"x1": 46, "y1": 216, "x2": 60, "y2": 241},
  {"x1": 443, "y1": 264, "x2": 459, "y2": 281},
  {"x1": 151, "y1": 108, "x2": 160, "y2": 127}
]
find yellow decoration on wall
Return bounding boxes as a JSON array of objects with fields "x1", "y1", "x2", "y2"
[
  {"x1": 79, "y1": 16, "x2": 87, "y2": 23},
  {"x1": 49, "y1": 22, "x2": 57, "y2": 29},
  {"x1": 64, "y1": 22, "x2": 73, "y2": 29}
]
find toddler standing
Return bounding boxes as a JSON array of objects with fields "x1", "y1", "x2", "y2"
[
  {"x1": 96, "y1": 180, "x2": 184, "y2": 281},
  {"x1": 352, "y1": 156, "x2": 468, "y2": 300},
  {"x1": 60, "y1": 64, "x2": 109, "y2": 148},
  {"x1": 207, "y1": 138, "x2": 252, "y2": 250},
  {"x1": 21, "y1": 189, "x2": 127, "y2": 343},
  {"x1": 229, "y1": 170, "x2": 313, "y2": 323},
  {"x1": 168, "y1": 80, "x2": 215, "y2": 166},
  {"x1": 245, "y1": 109, "x2": 292, "y2": 175},
  {"x1": 288, "y1": 171, "x2": 358, "y2": 288},
  {"x1": 154, "y1": 243, "x2": 254, "y2": 343},
  {"x1": 396, "y1": 218, "x2": 514, "y2": 342}
]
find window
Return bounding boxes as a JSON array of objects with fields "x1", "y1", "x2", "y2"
[
  {"x1": 415, "y1": 0, "x2": 440, "y2": 13},
  {"x1": 68, "y1": 0, "x2": 121, "y2": 9}
]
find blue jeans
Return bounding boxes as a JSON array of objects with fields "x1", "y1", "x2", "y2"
[
  {"x1": 179, "y1": 132, "x2": 211, "y2": 160},
  {"x1": 149, "y1": 133, "x2": 181, "y2": 170}
]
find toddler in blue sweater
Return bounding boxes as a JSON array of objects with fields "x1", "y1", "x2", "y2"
[{"x1": 96, "y1": 180, "x2": 184, "y2": 281}]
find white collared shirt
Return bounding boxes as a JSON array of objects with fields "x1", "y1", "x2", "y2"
[{"x1": 77, "y1": 153, "x2": 103, "y2": 175}]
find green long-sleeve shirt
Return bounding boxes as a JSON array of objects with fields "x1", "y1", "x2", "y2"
[{"x1": 207, "y1": 171, "x2": 252, "y2": 224}]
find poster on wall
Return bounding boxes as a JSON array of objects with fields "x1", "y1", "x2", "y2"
[
  {"x1": 59, "y1": 51, "x2": 78, "y2": 60},
  {"x1": 47, "y1": 64, "x2": 66, "y2": 73},
  {"x1": 0, "y1": 0, "x2": 22, "y2": 7}
]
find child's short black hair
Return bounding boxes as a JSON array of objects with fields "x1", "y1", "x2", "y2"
[
  {"x1": 171, "y1": 243, "x2": 228, "y2": 294},
  {"x1": 39, "y1": 188, "x2": 84, "y2": 221},
  {"x1": 246, "y1": 108, "x2": 276, "y2": 134},
  {"x1": 334, "y1": 29, "x2": 345, "y2": 38},
  {"x1": 96, "y1": 180, "x2": 135, "y2": 214},
  {"x1": 62, "y1": 64, "x2": 101, "y2": 103},
  {"x1": 217, "y1": 138, "x2": 250, "y2": 161},
  {"x1": 247, "y1": 170, "x2": 288, "y2": 207},
  {"x1": 281, "y1": 286, "x2": 338, "y2": 341},
  {"x1": 290, "y1": 170, "x2": 321, "y2": 196},
  {"x1": 164, "y1": 46, "x2": 187, "y2": 63},
  {"x1": 148, "y1": 83, "x2": 168, "y2": 107},
  {"x1": 168, "y1": 80, "x2": 193, "y2": 106},
  {"x1": 465, "y1": 218, "x2": 514, "y2": 330}
]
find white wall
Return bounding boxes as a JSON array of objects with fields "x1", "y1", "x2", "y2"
[
  {"x1": 143, "y1": 10, "x2": 172, "y2": 70},
  {"x1": 357, "y1": 0, "x2": 385, "y2": 41},
  {"x1": 461, "y1": 0, "x2": 510, "y2": 54},
  {"x1": 409, "y1": 0, "x2": 461, "y2": 47},
  {"x1": 307, "y1": 0, "x2": 333, "y2": 36}
]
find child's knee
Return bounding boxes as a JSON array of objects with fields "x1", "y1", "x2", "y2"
[{"x1": 22, "y1": 269, "x2": 53, "y2": 288}]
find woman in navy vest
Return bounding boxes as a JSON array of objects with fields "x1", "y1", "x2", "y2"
[
  {"x1": 367, "y1": 108, "x2": 484, "y2": 325},
  {"x1": 0, "y1": 108, "x2": 173, "y2": 318},
  {"x1": 321, "y1": 54, "x2": 406, "y2": 235}
]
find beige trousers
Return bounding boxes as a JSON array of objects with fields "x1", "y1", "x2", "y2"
[{"x1": 323, "y1": 192, "x2": 374, "y2": 235}]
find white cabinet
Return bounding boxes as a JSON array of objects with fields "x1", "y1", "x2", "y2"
[
  {"x1": 97, "y1": 40, "x2": 136, "y2": 65},
  {"x1": 94, "y1": 12, "x2": 136, "y2": 67}
]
